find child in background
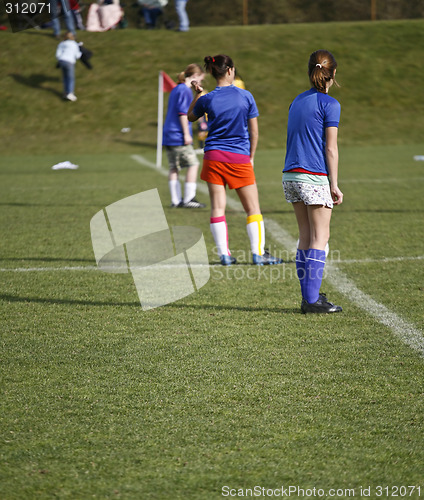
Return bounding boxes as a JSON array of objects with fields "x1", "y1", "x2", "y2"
[{"x1": 55, "y1": 32, "x2": 81, "y2": 101}]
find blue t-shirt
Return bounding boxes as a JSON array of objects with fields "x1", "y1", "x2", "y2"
[
  {"x1": 192, "y1": 85, "x2": 259, "y2": 156},
  {"x1": 283, "y1": 88, "x2": 341, "y2": 175},
  {"x1": 163, "y1": 83, "x2": 193, "y2": 146}
]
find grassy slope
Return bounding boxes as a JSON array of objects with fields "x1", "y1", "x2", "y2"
[{"x1": 1, "y1": 19, "x2": 424, "y2": 155}]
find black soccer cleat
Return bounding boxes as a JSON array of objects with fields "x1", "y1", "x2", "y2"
[
  {"x1": 183, "y1": 198, "x2": 206, "y2": 208},
  {"x1": 301, "y1": 293, "x2": 343, "y2": 314}
]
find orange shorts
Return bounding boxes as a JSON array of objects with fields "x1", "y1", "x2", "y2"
[{"x1": 200, "y1": 160, "x2": 256, "y2": 190}]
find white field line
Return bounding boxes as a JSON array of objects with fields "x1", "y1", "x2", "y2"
[
  {"x1": 131, "y1": 154, "x2": 424, "y2": 356},
  {"x1": 131, "y1": 154, "x2": 242, "y2": 212},
  {"x1": 338, "y1": 255, "x2": 424, "y2": 264},
  {"x1": 3, "y1": 156, "x2": 422, "y2": 354},
  {"x1": 1, "y1": 254, "x2": 423, "y2": 273},
  {"x1": 265, "y1": 218, "x2": 424, "y2": 356}
]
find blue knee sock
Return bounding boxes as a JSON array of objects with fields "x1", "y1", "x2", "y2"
[
  {"x1": 296, "y1": 249, "x2": 307, "y2": 298},
  {"x1": 304, "y1": 249, "x2": 326, "y2": 304}
]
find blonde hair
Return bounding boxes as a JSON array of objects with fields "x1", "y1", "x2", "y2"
[
  {"x1": 308, "y1": 50, "x2": 339, "y2": 93},
  {"x1": 184, "y1": 63, "x2": 203, "y2": 79}
]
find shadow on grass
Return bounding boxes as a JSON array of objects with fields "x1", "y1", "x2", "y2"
[
  {"x1": 0, "y1": 293, "x2": 301, "y2": 313},
  {"x1": 9, "y1": 73, "x2": 63, "y2": 99},
  {"x1": 18, "y1": 30, "x2": 56, "y2": 38},
  {"x1": 1, "y1": 257, "x2": 94, "y2": 263},
  {"x1": 0, "y1": 202, "x2": 100, "y2": 208}
]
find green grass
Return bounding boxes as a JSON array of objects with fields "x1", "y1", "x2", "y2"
[
  {"x1": 1, "y1": 146, "x2": 423, "y2": 499},
  {"x1": 1, "y1": 20, "x2": 424, "y2": 500}
]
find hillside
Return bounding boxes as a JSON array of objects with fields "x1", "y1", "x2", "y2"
[{"x1": 1, "y1": 19, "x2": 424, "y2": 155}]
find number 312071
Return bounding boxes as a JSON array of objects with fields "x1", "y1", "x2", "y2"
[{"x1": 5, "y1": 3, "x2": 51, "y2": 14}]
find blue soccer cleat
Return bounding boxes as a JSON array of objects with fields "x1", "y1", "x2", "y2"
[
  {"x1": 220, "y1": 255, "x2": 237, "y2": 266},
  {"x1": 252, "y1": 250, "x2": 283, "y2": 266}
]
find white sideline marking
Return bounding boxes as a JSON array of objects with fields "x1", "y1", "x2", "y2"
[
  {"x1": 131, "y1": 155, "x2": 424, "y2": 355},
  {"x1": 265, "y1": 218, "x2": 424, "y2": 356},
  {"x1": 131, "y1": 154, "x2": 244, "y2": 211},
  {"x1": 1, "y1": 254, "x2": 423, "y2": 273},
  {"x1": 6, "y1": 155, "x2": 421, "y2": 354},
  {"x1": 340, "y1": 255, "x2": 424, "y2": 264}
]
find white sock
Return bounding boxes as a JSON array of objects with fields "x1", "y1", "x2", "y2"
[
  {"x1": 169, "y1": 180, "x2": 181, "y2": 205},
  {"x1": 210, "y1": 216, "x2": 230, "y2": 256},
  {"x1": 246, "y1": 214, "x2": 265, "y2": 256},
  {"x1": 183, "y1": 182, "x2": 197, "y2": 204}
]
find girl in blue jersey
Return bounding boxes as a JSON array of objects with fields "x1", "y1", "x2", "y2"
[
  {"x1": 188, "y1": 54, "x2": 283, "y2": 266},
  {"x1": 283, "y1": 50, "x2": 343, "y2": 314},
  {"x1": 163, "y1": 63, "x2": 206, "y2": 208}
]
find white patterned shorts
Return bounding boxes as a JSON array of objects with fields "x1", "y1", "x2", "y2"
[{"x1": 283, "y1": 181, "x2": 333, "y2": 208}]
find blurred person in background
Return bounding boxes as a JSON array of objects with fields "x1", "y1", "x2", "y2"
[
  {"x1": 175, "y1": 0, "x2": 189, "y2": 31},
  {"x1": 55, "y1": 31, "x2": 81, "y2": 101},
  {"x1": 163, "y1": 64, "x2": 206, "y2": 208},
  {"x1": 50, "y1": 0, "x2": 76, "y2": 38}
]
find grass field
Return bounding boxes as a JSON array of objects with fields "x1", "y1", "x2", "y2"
[{"x1": 1, "y1": 19, "x2": 424, "y2": 500}]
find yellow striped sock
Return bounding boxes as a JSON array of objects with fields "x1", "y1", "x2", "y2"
[{"x1": 246, "y1": 214, "x2": 264, "y2": 256}]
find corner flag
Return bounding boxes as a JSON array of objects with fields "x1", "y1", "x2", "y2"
[{"x1": 156, "y1": 71, "x2": 177, "y2": 168}]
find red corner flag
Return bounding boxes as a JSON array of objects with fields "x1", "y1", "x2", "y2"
[
  {"x1": 161, "y1": 71, "x2": 177, "y2": 92},
  {"x1": 157, "y1": 71, "x2": 177, "y2": 167}
]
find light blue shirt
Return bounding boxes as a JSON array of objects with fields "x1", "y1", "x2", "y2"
[{"x1": 56, "y1": 40, "x2": 82, "y2": 64}]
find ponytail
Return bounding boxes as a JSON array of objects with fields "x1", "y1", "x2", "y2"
[
  {"x1": 204, "y1": 54, "x2": 234, "y2": 80},
  {"x1": 308, "y1": 50, "x2": 339, "y2": 93}
]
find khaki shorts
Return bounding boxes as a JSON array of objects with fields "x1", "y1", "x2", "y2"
[{"x1": 166, "y1": 145, "x2": 199, "y2": 171}]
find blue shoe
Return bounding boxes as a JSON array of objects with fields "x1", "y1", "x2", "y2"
[
  {"x1": 220, "y1": 255, "x2": 237, "y2": 266},
  {"x1": 252, "y1": 250, "x2": 283, "y2": 265}
]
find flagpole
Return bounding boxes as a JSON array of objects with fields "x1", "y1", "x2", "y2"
[{"x1": 156, "y1": 71, "x2": 163, "y2": 168}]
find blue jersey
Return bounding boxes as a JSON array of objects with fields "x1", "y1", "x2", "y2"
[
  {"x1": 284, "y1": 88, "x2": 341, "y2": 175},
  {"x1": 163, "y1": 83, "x2": 193, "y2": 146},
  {"x1": 193, "y1": 85, "x2": 259, "y2": 156}
]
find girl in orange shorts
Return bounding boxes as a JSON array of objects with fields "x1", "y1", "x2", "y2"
[{"x1": 188, "y1": 54, "x2": 283, "y2": 266}]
